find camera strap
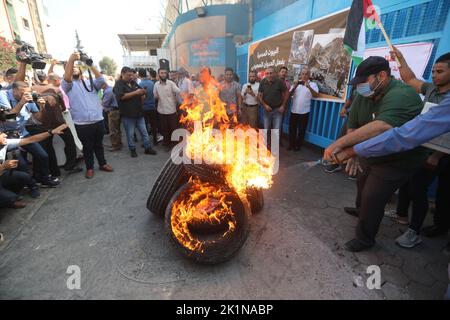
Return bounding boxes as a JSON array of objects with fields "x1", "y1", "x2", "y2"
[{"x1": 81, "y1": 69, "x2": 95, "y2": 93}]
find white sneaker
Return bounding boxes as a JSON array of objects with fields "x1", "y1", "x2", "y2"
[{"x1": 396, "y1": 229, "x2": 423, "y2": 249}]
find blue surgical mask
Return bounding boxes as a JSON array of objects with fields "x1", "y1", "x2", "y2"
[{"x1": 357, "y1": 82, "x2": 375, "y2": 97}]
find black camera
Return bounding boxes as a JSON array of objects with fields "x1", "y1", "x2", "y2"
[
  {"x1": 15, "y1": 40, "x2": 52, "y2": 70},
  {"x1": 78, "y1": 50, "x2": 93, "y2": 67},
  {"x1": 30, "y1": 92, "x2": 42, "y2": 104},
  {"x1": 0, "y1": 106, "x2": 17, "y2": 123}
]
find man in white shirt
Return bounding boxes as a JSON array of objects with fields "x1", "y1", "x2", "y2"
[
  {"x1": 241, "y1": 71, "x2": 260, "y2": 129},
  {"x1": 288, "y1": 67, "x2": 319, "y2": 151},
  {"x1": 153, "y1": 68, "x2": 181, "y2": 147}
]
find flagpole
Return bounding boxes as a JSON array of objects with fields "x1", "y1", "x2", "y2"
[{"x1": 376, "y1": 20, "x2": 402, "y2": 68}]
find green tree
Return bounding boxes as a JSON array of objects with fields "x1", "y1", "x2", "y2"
[
  {"x1": 99, "y1": 56, "x2": 118, "y2": 76},
  {"x1": 0, "y1": 37, "x2": 17, "y2": 72}
]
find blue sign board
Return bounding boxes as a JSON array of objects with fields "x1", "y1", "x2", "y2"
[{"x1": 189, "y1": 38, "x2": 226, "y2": 67}]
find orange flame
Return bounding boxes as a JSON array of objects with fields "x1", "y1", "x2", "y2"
[{"x1": 172, "y1": 67, "x2": 275, "y2": 254}]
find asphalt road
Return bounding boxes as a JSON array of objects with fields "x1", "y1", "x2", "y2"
[{"x1": 0, "y1": 142, "x2": 448, "y2": 300}]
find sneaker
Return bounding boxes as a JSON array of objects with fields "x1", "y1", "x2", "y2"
[
  {"x1": 0, "y1": 232, "x2": 4, "y2": 244},
  {"x1": 30, "y1": 187, "x2": 41, "y2": 199},
  {"x1": 396, "y1": 229, "x2": 423, "y2": 249},
  {"x1": 145, "y1": 148, "x2": 157, "y2": 155},
  {"x1": 325, "y1": 164, "x2": 342, "y2": 174},
  {"x1": 385, "y1": 210, "x2": 410, "y2": 225},
  {"x1": 347, "y1": 176, "x2": 357, "y2": 181},
  {"x1": 40, "y1": 178, "x2": 60, "y2": 188},
  {"x1": 157, "y1": 135, "x2": 164, "y2": 143},
  {"x1": 131, "y1": 150, "x2": 138, "y2": 158}
]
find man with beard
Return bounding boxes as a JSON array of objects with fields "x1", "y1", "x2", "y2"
[
  {"x1": 114, "y1": 67, "x2": 157, "y2": 158},
  {"x1": 61, "y1": 52, "x2": 114, "y2": 179},
  {"x1": 241, "y1": 71, "x2": 260, "y2": 129},
  {"x1": 324, "y1": 56, "x2": 428, "y2": 252},
  {"x1": 153, "y1": 68, "x2": 180, "y2": 148}
]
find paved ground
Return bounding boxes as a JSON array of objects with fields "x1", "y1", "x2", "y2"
[{"x1": 0, "y1": 141, "x2": 449, "y2": 300}]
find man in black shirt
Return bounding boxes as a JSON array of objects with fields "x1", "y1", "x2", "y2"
[{"x1": 114, "y1": 67, "x2": 157, "y2": 158}]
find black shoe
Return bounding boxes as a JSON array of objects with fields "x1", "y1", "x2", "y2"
[
  {"x1": 65, "y1": 167, "x2": 83, "y2": 175},
  {"x1": 422, "y1": 225, "x2": 448, "y2": 238},
  {"x1": 145, "y1": 148, "x2": 157, "y2": 155},
  {"x1": 131, "y1": 150, "x2": 138, "y2": 158},
  {"x1": 344, "y1": 207, "x2": 359, "y2": 217},
  {"x1": 41, "y1": 178, "x2": 60, "y2": 188},
  {"x1": 30, "y1": 187, "x2": 41, "y2": 199},
  {"x1": 344, "y1": 239, "x2": 375, "y2": 252}
]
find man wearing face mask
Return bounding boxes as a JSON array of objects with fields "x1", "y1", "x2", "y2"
[{"x1": 324, "y1": 56, "x2": 428, "y2": 252}]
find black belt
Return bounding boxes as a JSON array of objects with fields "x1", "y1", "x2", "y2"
[{"x1": 245, "y1": 104, "x2": 259, "y2": 107}]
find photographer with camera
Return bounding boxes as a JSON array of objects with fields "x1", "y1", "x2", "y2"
[
  {"x1": 0, "y1": 124, "x2": 67, "y2": 209},
  {"x1": 61, "y1": 52, "x2": 113, "y2": 179},
  {"x1": 0, "y1": 81, "x2": 60, "y2": 189},
  {"x1": 0, "y1": 68, "x2": 18, "y2": 91}
]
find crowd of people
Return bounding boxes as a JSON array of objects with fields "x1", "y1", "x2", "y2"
[{"x1": 1, "y1": 47, "x2": 449, "y2": 278}]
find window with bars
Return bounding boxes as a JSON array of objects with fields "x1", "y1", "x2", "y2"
[{"x1": 366, "y1": 0, "x2": 450, "y2": 79}]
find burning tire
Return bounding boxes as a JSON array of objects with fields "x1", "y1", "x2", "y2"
[
  {"x1": 246, "y1": 188, "x2": 264, "y2": 214},
  {"x1": 165, "y1": 181, "x2": 251, "y2": 265},
  {"x1": 184, "y1": 163, "x2": 226, "y2": 184},
  {"x1": 147, "y1": 158, "x2": 189, "y2": 217}
]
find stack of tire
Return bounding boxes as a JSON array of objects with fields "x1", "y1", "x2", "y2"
[{"x1": 147, "y1": 159, "x2": 264, "y2": 265}]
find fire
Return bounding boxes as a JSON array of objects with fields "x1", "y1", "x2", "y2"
[
  {"x1": 171, "y1": 67, "x2": 275, "y2": 253},
  {"x1": 171, "y1": 179, "x2": 236, "y2": 253},
  {"x1": 180, "y1": 68, "x2": 276, "y2": 196}
]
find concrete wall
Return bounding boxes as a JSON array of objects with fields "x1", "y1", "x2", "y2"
[
  {"x1": 163, "y1": 4, "x2": 249, "y2": 77},
  {"x1": 0, "y1": 1, "x2": 14, "y2": 41},
  {"x1": 235, "y1": 0, "x2": 450, "y2": 148}
]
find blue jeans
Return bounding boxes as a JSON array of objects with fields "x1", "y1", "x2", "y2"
[
  {"x1": 122, "y1": 116, "x2": 152, "y2": 151},
  {"x1": 263, "y1": 108, "x2": 283, "y2": 131}
]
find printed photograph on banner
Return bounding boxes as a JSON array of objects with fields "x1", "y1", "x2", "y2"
[
  {"x1": 308, "y1": 29, "x2": 350, "y2": 100},
  {"x1": 289, "y1": 30, "x2": 315, "y2": 65},
  {"x1": 248, "y1": 9, "x2": 351, "y2": 102}
]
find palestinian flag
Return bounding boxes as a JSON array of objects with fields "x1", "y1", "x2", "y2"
[{"x1": 344, "y1": 0, "x2": 381, "y2": 65}]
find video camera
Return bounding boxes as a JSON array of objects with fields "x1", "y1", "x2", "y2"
[
  {"x1": 15, "y1": 40, "x2": 52, "y2": 70},
  {"x1": 0, "y1": 106, "x2": 18, "y2": 123},
  {"x1": 78, "y1": 50, "x2": 93, "y2": 67}
]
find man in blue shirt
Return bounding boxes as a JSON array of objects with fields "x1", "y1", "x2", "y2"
[
  {"x1": 62, "y1": 52, "x2": 114, "y2": 179},
  {"x1": 101, "y1": 82, "x2": 122, "y2": 151},
  {"x1": 138, "y1": 69, "x2": 160, "y2": 146}
]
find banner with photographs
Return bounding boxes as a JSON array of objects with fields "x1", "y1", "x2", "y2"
[{"x1": 248, "y1": 10, "x2": 351, "y2": 101}]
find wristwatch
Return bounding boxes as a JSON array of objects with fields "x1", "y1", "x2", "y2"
[{"x1": 48, "y1": 129, "x2": 54, "y2": 136}]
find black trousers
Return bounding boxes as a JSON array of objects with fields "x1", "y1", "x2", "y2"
[
  {"x1": 289, "y1": 113, "x2": 309, "y2": 149},
  {"x1": 396, "y1": 155, "x2": 450, "y2": 233},
  {"x1": 40, "y1": 128, "x2": 78, "y2": 177},
  {"x1": 159, "y1": 113, "x2": 179, "y2": 146},
  {"x1": 75, "y1": 121, "x2": 107, "y2": 170},
  {"x1": 355, "y1": 159, "x2": 415, "y2": 244},
  {"x1": 144, "y1": 110, "x2": 160, "y2": 144},
  {"x1": 0, "y1": 171, "x2": 32, "y2": 207}
]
